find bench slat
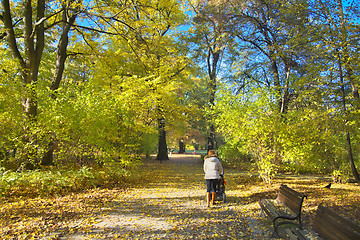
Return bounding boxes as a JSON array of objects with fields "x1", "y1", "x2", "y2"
[
  {"x1": 316, "y1": 204, "x2": 360, "y2": 232},
  {"x1": 259, "y1": 184, "x2": 307, "y2": 238},
  {"x1": 286, "y1": 205, "x2": 360, "y2": 240},
  {"x1": 280, "y1": 184, "x2": 306, "y2": 199},
  {"x1": 278, "y1": 185, "x2": 306, "y2": 214},
  {"x1": 286, "y1": 228, "x2": 321, "y2": 240},
  {"x1": 260, "y1": 199, "x2": 279, "y2": 219},
  {"x1": 285, "y1": 228, "x2": 319, "y2": 240},
  {"x1": 260, "y1": 198, "x2": 295, "y2": 219},
  {"x1": 314, "y1": 205, "x2": 360, "y2": 240}
]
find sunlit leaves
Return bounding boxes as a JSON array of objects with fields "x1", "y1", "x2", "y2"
[
  {"x1": 1, "y1": 155, "x2": 359, "y2": 239},
  {"x1": 0, "y1": 0, "x2": 192, "y2": 168}
]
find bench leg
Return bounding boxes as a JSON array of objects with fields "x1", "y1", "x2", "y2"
[
  {"x1": 271, "y1": 219, "x2": 299, "y2": 238},
  {"x1": 271, "y1": 221, "x2": 280, "y2": 238},
  {"x1": 298, "y1": 216, "x2": 303, "y2": 230}
]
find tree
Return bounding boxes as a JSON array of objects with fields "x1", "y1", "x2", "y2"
[
  {"x1": 1, "y1": 0, "x2": 189, "y2": 167},
  {"x1": 87, "y1": 0, "x2": 189, "y2": 161},
  {"x1": 213, "y1": 0, "x2": 360, "y2": 183},
  {"x1": 1, "y1": 0, "x2": 47, "y2": 167},
  {"x1": 232, "y1": 0, "x2": 311, "y2": 115},
  {"x1": 313, "y1": 0, "x2": 360, "y2": 183},
  {"x1": 188, "y1": 0, "x2": 236, "y2": 150}
]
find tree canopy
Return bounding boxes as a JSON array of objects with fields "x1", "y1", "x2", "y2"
[{"x1": 1, "y1": 0, "x2": 360, "y2": 183}]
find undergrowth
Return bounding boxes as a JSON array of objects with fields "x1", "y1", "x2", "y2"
[{"x1": 0, "y1": 165, "x2": 131, "y2": 199}]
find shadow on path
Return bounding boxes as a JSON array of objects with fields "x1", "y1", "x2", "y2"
[{"x1": 45, "y1": 154, "x2": 273, "y2": 239}]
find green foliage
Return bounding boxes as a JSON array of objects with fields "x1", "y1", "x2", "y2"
[
  {"x1": 280, "y1": 108, "x2": 344, "y2": 174},
  {"x1": 0, "y1": 50, "x2": 26, "y2": 168},
  {"x1": 1, "y1": 0, "x2": 360, "y2": 185},
  {"x1": 0, "y1": 165, "x2": 129, "y2": 198},
  {"x1": 214, "y1": 82, "x2": 358, "y2": 181},
  {"x1": 139, "y1": 133, "x2": 158, "y2": 157},
  {"x1": 214, "y1": 85, "x2": 281, "y2": 182},
  {"x1": 1, "y1": 0, "x2": 192, "y2": 171},
  {"x1": 0, "y1": 73, "x2": 148, "y2": 169},
  {"x1": 40, "y1": 82, "x2": 147, "y2": 166},
  {"x1": 217, "y1": 142, "x2": 252, "y2": 167}
]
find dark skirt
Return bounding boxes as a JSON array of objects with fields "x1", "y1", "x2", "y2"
[{"x1": 206, "y1": 179, "x2": 218, "y2": 193}]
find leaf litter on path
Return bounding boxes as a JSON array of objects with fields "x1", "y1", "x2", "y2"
[
  {"x1": 46, "y1": 154, "x2": 265, "y2": 239},
  {"x1": 3, "y1": 153, "x2": 358, "y2": 239}
]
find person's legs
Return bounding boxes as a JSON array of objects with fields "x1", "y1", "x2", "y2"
[
  {"x1": 207, "y1": 179, "x2": 220, "y2": 207},
  {"x1": 206, "y1": 180, "x2": 212, "y2": 207},
  {"x1": 206, "y1": 192, "x2": 211, "y2": 207},
  {"x1": 211, "y1": 192, "x2": 216, "y2": 205},
  {"x1": 209, "y1": 179, "x2": 217, "y2": 205}
]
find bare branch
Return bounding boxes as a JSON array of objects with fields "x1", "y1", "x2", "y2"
[
  {"x1": 1, "y1": 0, "x2": 25, "y2": 67},
  {"x1": 73, "y1": 24, "x2": 118, "y2": 35},
  {"x1": 31, "y1": 8, "x2": 65, "y2": 38}
]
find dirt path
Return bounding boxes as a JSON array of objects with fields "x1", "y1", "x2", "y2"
[
  {"x1": 3, "y1": 154, "x2": 359, "y2": 239},
  {"x1": 43, "y1": 154, "x2": 273, "y2": 239}
]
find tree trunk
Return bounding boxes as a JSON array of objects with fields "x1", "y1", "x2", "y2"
[
  {"x1": 336, "y1": 0, "x2": 360, "y2": 183},
  {"x1": 207, "y1": 125, "x2": 216, "y2": 151},
  {"x1": 51, "y1": 7, "x2": 78, "y2": 92},
  {"x1": 269, "y1": 54, "x2": 283, "y2": 113},
  {"x1": 338, "y1": 52, "x2": 360, "y2": 184},
  {"x1": 280, "y1": 60, "x2": 292, "y2": 115},
  {"x1": 178, "y1": 140, "x2": 186, "y2": 153},
  {"x1": 206, "y1": 48, "x2": 220, "y2": 151},
  {"x1": 42, "y1": 5, "x2": 79, "y2": 166},
  {"x1": 40, "y1": 138, "x2": 56, "y2": 166},
  {"x1": 345, "y1": 131, "x2": 360, "y2": 183},
  {"x1": 2, "y1": 0, "x2": 45, "y2": 168},
  {"x1": 156, "y1": 118, "x2": 169, "y2": 161}
]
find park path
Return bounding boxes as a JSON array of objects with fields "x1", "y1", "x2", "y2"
[{"x1": 47, "y1": 154, "x2": 273, "y2": 239}]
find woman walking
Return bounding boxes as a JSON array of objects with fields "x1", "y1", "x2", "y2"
[{"x1": 203, "y1": 149, "x2": 223, "y2": 207}]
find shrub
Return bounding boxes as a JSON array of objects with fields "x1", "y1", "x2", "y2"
[
  {"x1": 0, "y1": 165, "x2": 130, "y2": 199},
  {"x1": 217, "y1": 142, "x2": 252, "y2": 168}
]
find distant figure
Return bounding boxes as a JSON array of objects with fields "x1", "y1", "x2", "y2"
[
  {"x1": 324, "y1": 183, "x2": 332, "y2": 188},
  {"x1": 193, "y1": 150, "x2": 196, "y2": 155},
  {"x1": 169, "y1": 148, "x2": 172, "y2": 156},
  {"x1": 203, "y1": 149, "x2": 223, "y2": 207}
]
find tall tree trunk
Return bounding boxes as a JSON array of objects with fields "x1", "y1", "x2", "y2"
[
  {"x1": 336, "y1": 0, "x2": 360, "y2": 183},
  {"x1": 338, "y1": 52, "x2": 360, "y2": 184},
  {"x1": 269, "y1": 54, "x2": 283, "y2": 113},
  {"x1": 2, "y1": 0, "x2": 45, "y2": 168},
  {"x1": 280, "y1": 60, "x2": 292, "y2": 115},
  {"x1": 178, "y1": 139, "x2": 186, "y2": 153},
  {"x1": 42, "y1": 5, "x2": 79, "y2": 166},
  {"x1": 207, "y1": 125, "x2": 216, "y2": 151},
  {"x1": 156, "y1": 118, "x2": 169, "y2": 161},
  {"x1": 207, "y1": 49, "x2": 220, "y2": 150},
  {"x1": 51, "y1": 6, "x2": 78, "y2": 92}
]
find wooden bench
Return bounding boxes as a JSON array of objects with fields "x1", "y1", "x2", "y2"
[
  {"x1": 286, "y1": 204, "x2": 360, "y2": 240},
  {"x1": 259, "y1": 184, "x2": 307, "y2": 237}
]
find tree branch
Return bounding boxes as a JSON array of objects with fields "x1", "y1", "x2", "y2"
[
  {"x1": 72, "y1": 24, "x2": 118, "y2": 35},
  {"x1": 33, "y1": 0, "x2": 46, "y2": 82},
  {"x1": 1, "y1": 0, "x2": 25, "y2": 68},
  {"x1": 31, "y1": 8, "x2": 64, "y2": 38}
]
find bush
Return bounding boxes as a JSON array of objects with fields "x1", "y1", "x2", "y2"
[
  {"x1": 218, "y1": 142, "x2": 252, "y2": 167},
  {"x1": 0, "y1": 165, "x2": 130, "y2": 199}
]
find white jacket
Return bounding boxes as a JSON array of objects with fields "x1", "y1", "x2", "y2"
[{"x1": 203, "y1": 156, "x2": 223, "y2": 179}]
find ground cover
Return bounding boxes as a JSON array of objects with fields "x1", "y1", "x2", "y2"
[{"x1": 0, "y1": 154, "x2": 359, "y2": 239}]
